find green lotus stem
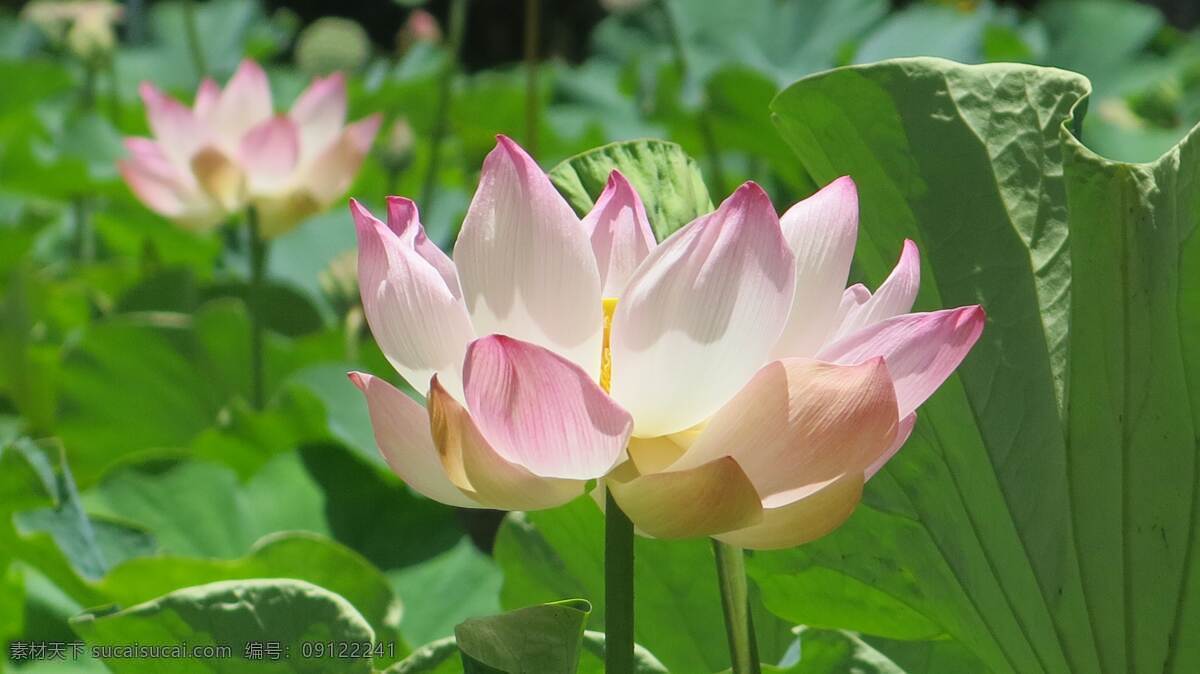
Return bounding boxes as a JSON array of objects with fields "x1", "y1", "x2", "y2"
[
  {"x1": 605, "y1": 489, "x2": 635, "y2": 674},
  {"x1": 74, "y1": 66, "x2": 97, "y2": 263},
  {"x1": 420, "y1": 0, "x2": 468, "y2": 207},
  {"x1": 182, "y1": 0, "x2": 206, "y2": 80},
  {"x1": 657, "y1": 0, "x2": 726, "y2": 195},
  {"x1": 72, "y1": 197, "x2": 93, "y2": 263},
  {"x1": 107, "y1": 58, "x2": 121, "y2": 124},
  {"x1": 523, "y1": 0, "x2": 540, "y2": 155},
  {"x1": 246, "y1": 207, "x2": 268, "y2": 409},
  {"x1": 712, "y1": 540, "x2": 761, "y2": 674}
]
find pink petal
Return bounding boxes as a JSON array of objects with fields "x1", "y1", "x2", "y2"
[
  {"x1": 607, "y1": 456, "x2": 763, "y2": 539},
  {"x1": 818, "y1": 306, "x2": 986, "y2": 418},
  {"x1": 581, "y1": 169, "x2": 656, "y2": 298},
  {"x1": 351, "y1": 199, "x2": 475, "y2": 399},
  {"x1": 770, "y1": 176, "x2": 859, "y2": 358},
  {"x1": 289, "y1": 72, "x2": 347, "y2": 158},
  {"x1": 831, "y1": 239, "x2": 921, "y2": 340},
  {"x1": 138, "y1": 82, "x2": 210, "y2": 167},
  {"x1": 832, "y1": 283, "x2": 870, "y2": 328},
  {"x1": 428, "y1": 376, "x2": 584, "y2": 510},
  {"x1": 672, "y1": 357, "x2": 898, "y2": 504},
  {"x1": 387, "y1": 196, "x2": 462, "y2": 296},
  {"x1": 193, "y1": 78, "x2": 221, "y2": 121},
  {"x1": 348, "y1": 371, "x2": 481, "y2": 508},
  {"x1": 301, "y1": 114, "x2": 381, "y2": 204},
  {"x1": 609, "y1": 182, "x2": 796, "y2": 437},
  {"x1": 463, "y1": 335, "x2": 632, "y2": 480},
  {"x1": 866, "y1": 412, "x2": 916, "y2": 480},
  {"x1": 118, "y1": 138, "x2": 194, "y2": 216},
  {"x1": 239, "y1": 115, "x2": 301, "y2": 193},
  {"x1": 714, "y1": 473, "x2": 864, "y2": 550},
  {"x1": 453, "y1": 136, "x2": 604, "y2": 378},
  {"x1": 213, "y1": 60, "x2": 274, "y2": 146}
]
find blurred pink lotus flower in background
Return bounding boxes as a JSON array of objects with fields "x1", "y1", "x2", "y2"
[
  {"x1": 119, "y1": 60, "x2": 381, "y2": 238},
  {"x1": 349, "y1": 136, "x2": 983, "y2": 547}
]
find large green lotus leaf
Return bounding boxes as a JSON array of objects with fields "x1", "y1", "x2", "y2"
[
  {"x1": 71, "y1": 578, "x2": 375, "y2": 674},
  {"x1": 387, "y1": 538, "x2": 502, "y2": 648},
  {"x1": 492, "y1": 497, "x2": 794, "y2": 673},
  {"x1": 95, "y1": 532, "x2": 397, "y2": 640},
  {"x1": 549, "y1": 139, "x2": 712, "y2": 241},
  {"x1": 83, "y1": 456, "x2": 327, "y2": 559},
  {"x1": 1, "y1": 439, "x2": 154, "y2": 600},
  {"x1": 753, "y1": 56, "x2": 1200, "y2": 674},
  {"x1": 454, "y1": 599, "x2": 590, "y2": 673}
]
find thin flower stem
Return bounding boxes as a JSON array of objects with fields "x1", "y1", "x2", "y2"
[
  {"x1": 246, "y1": 208, "x2": 268, "y2": 409},
  {"x1": 419, "y1": 0, "x2": 468, "y2": 209},
  {"x1": 605, "y1": 489, "x2": 635, "y2": 674},
  {"x1": 523, "y1": 0, "x2": 540, "y2": 155},
  {"x1": 107, "y1": 58, "x2": 122, "y2": 125},
  {"x1": 72, "y1": 197, "x2": 93, "y2": 263},
  {"x1": 74, "y1": 65, "x2": 98, "y2": 263},
  {"x1": 712, "y1": 539, "x2": 761, "y2": 674},
  {"x1": 656, "y1": 0, "x2": 726, "y2": 195},
  {"x1": 182, "y1": 0, "x2": 206, "y2": 81}
]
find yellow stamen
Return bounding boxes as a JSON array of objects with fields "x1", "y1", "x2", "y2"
[{"x1": 600, "y1": 297, "x2": 618, "y2": 393}]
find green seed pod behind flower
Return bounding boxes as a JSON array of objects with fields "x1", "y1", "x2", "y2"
[
  {"x1": 319, "y1": 248, "x2": 360, "y2": 316},
  {"x1": 378, "y1": 117, "x2": 415, "y2": 175},
  {"x1": 295, "y1": 17, "x2": 370, "y2": 77}
]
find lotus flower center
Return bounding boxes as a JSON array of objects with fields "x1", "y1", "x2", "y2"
[{"x1": 600, "y1": 298, "x2": 618, "y2": 394}]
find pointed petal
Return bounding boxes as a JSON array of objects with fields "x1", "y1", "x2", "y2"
[
  {"x1": 463, "y1": 335, "x2": 632, "y2": 480},
  {"x1": 193, "y1": 78, "x2": 221, "y2": 121},
  {"x1": 609, "y1": 182, "x2": 795, "y2": 437},
  {"x1": 867, "y1": 412, "x2": 916, "y2": 480},
  {"x1": 818, "y1": 306, "x2": 986, "y2": 418},
  {"x1": 672, "y1": 358, "x2": 898, "y2": 503},
  {"x1": 138, "y1": 82, "x2": 210, "y2": 167},
  {"x1": 352, "y1": 199, "x2": 475, "y2": 399},
  {"x1": 429, "y1": 376, "x2": 583, "y2": 510},
  {"x1": 607, "y1": 456, "x2": 763, "y2": 539},
  {"x1": 213, "y1": 60, "x2": 274, "y2": 145},
  {"x1": 387, "y1": 196, "x2": 462, "y2": 295},
  {"x1": 581, "y1": 170, "x2": 656, "y2": 298},
  {"x1": 715, "y1": 473, "x2": 863, "y2": 550},
  {"x1": 239, "y1": 115, "x2": 301, "y2": 193},
  {"x1": 454, "y1": 136, "x2": 604, "y2": 378},
  {"x1": 349, "y1": 371, "x2": 481, "y2": 508},
  {"x1": 301, "y1": 114, "x2": 381, "y2": 204},
  {"x1": 832, "y1": 283, "x2": 870, "y2": 328},
  {"x1": 770, "y1": 176, "x2": 859, "y2": 358},
  {"x1": 832, "y1": 239, "x2": 920, "y2": 340},
  {"x1": 289, "y1": 72, "x2": 347, "y2": 158},
  {"x1": 119, "y1": 138, "x2": 198, "y2": 217}
]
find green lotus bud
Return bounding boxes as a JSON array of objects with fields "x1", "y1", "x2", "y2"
[
  {"x1": 378, "y1": 117, "x2": 415, "y2": 174},
  {"x1": 295, "y1": 16, "x2": 370, "y2": 77},
  {"x1": 319, "y1": 249, "x2": 359, "y2": 315},
  {"x1": 395, "y1": 9, "x2": 442, "y2": 55}
]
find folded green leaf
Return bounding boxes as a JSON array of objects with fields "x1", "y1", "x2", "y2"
[
  {"x1": 549, "y1": 139, "x2": 712, "y2": 241},
  {"x1": 454, "y1": 599, "x2": 591, "y2": 674}
]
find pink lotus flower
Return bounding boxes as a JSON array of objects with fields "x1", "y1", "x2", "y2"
[
  {"x1": 350, "y1": 137, "x2": 983, "y2": 546},
  {"x1": 119, "y1": 60, "x2": 381, "y2": 237}
]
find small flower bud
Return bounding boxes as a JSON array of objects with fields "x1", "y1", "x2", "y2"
[{"x1": 395, "y1": 9, "x2": 442, "y2": 56}]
